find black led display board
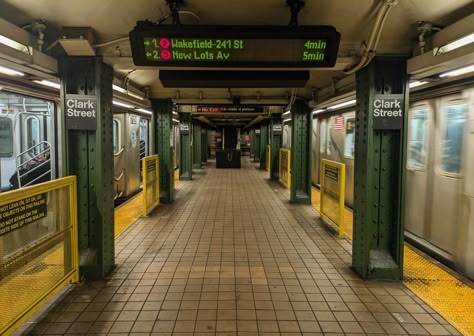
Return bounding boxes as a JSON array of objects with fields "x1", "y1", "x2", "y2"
[{"x1": 129, "y1": 22, "x2": 341, "y2": 68}]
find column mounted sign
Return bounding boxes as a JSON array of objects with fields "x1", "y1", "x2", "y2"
[
  {"x1": 65, "y1": 94, "x2": 97, "y2": 130},
  {"x1": 373, "y1": 94, "x2": 404, "y2": 130}
]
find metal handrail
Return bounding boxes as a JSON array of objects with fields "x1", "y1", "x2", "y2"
[{"x1": 16, "y1": 141, "x2": 52, "y2": 188}]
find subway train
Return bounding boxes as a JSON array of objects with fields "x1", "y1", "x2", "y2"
[
  {"x1": 310, "y1": 81, "x2": 474, "y2": 279},
  {"x1": 0, "y1": 87, "x2": 180, "y2": 204}
]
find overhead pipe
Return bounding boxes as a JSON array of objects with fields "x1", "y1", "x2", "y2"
[{"x1": 343, "y1": 0, "x2": 399, "y2": 75}]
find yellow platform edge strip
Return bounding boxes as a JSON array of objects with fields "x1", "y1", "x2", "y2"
[{"x1": 311, "y1": 187, "x2": 473, "y2": 336}]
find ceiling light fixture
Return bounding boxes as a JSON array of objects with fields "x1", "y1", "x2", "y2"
[
  {"x1": 33, "y1": 79, "x2": 60, "y2": 90},
  {"x1": 439, "y1": 64, "x2": 474, "y2": 78},
  {"x1": 312, "y1": 109, "x2": 325, "y2": 115},
  {"x1": 0, "y1": 35, "x2": 32, "y2": 54},
  {"x1": 136, "y1": 108, "x2": 153, "y2": 115},
  {"x1": 409, "y1": 80, "x2": 429, "y2": 89},
  {"x1": 327, "y1": 99, "x2": 356, "y2": 110},
  {"x1": 112, "y1": 84, "x2": 126, "y2": 93},
  {"x1": 0, "y1": 65, "x2": 25, "y2": 77},
  {"x1": 435, "y1": 33, "x2": 474, "y2": 55},
  {"x1": 113, "y1": 100, "x2": 134, "y2": 109}
]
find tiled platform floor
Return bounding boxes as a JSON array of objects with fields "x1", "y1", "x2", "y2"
[{"x1": 29, "y1": 158, "x2": 460, "y2": 336}]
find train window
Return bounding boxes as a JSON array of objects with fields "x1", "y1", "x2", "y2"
[
  {"x1": 344, "y1": 118, "x2": 355, "y2": 159},
  {"x1": 139, "y1": 119, "x2": 148, "y2": 158},
  {"x1": 0, "y1": 117, "x2": 13, "y2": 157},
  {"x1": 440, "y1": 102, "x2": 467, "y2": 175},
  {"x1": 327, "y1": 118, "x2": 333, "y2": 155},
  {"x1": 26, "y1": 116, "x2": 40, "y2": 155},
  {"x1": 113, "y1": 119, "x2": 120, "y2": 154},
  {"x1": 407, "y1": 108, "x2": 429, "y2": 169},
  {"x1": 320, "y1": 120, "x2": 326, "y2": 153}
]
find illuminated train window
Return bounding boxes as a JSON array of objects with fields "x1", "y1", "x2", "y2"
[
  {"x1": 440, "y1": 102, "x2": 467, "y2": 175},
  {"x1": 408, "y1": 108, "x2": 429, "y2": 169},
  {"x1": 26, "y1": 116, "x2": 40, "y2": 155},
  {"x1": 327, "y1": 118, "x2": 333, "y2": 155},
  {"x1": 113, "y1": 119, "x2": 120, "y2": 154},
  {"x1": 0, "y1": 117, "x2": 13, "y2": 157},
  {"x1": 320, "y1": 119, "x2": 326, "y2": 154},
  {"x1": 344, "y1": 118, "x2": 355, "y2": 159}
]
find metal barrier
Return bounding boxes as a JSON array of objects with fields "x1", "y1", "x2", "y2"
[
  {"x1": 320, "y1": 159, "x2": 346, "y2": 238},
  {"x1": 0, "y1": 176, "x2": 79, "y2": 336},
  {"x1": 266, "y1": 145, "x2": 271, "y2": 173},
  {"x1": 142, "y1": 155, "x2": 159, "y2": 216},
  {"x1": 279, "y1": 148, "x2": 291, "y2": 189}
]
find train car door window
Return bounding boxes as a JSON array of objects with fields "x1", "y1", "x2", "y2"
[
  {"x1": 26, "y1": 116, "x2": 41, "y2": 155},
  {"x1": 139, "y1": 119, "x2": 148, "y2": 159},
  {"x1": 440, "y1": 101, "x2": 467, "y2": 175},
  {"x1": 327, "y1": 118, "x2": 333, "y2": 155},
  {"x1": 113, "y1": 119, "x2": 121, "y2": 154},
  {"x1": 344, "y1": 118, "x2": 355, "y2": 159},
  {"x1": 0, "y1": 117, "x2": 13, "y2": 157},
  {"x1": 320, "y1": 119, "x2": 327, "y2": 154},
  {"x1": 407, "y1": 107, "x2": 429, "y2": 170}
]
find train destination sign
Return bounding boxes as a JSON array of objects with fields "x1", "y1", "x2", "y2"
[
  {"x1": 130, "y1": 23, "x2": 340, "y2": 68},
  {"x1": 373, "y1": 95, "x2": 404, "y2": 130},
  {"x1": 196, "y1": 106, "x2": 265, "y2": 113}
]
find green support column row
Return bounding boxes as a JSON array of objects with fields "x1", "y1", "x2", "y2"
[
  {"x1": 207, "y1": 130, "x2": 211, "y2": 159},
  {"x1": 250, "y1": 129, "x2": 255, "y2": 158},
  {"x1": 353, "y1": 56, "x2": 408, "y2": 280},
  {"x1": 59, "y1": 57, "x2": 115, "y2": 279},
  {"x1": 201, "y1": 127, "x2": 207, "y2": 164},
  {"x1": 259, "y1": 123, "x2": 269, "y2": 170},
  {"x1": 270, "y1": 114, "x2": 282, "y2": 180},
  {"x1": 193, "y1": 120, "x2": 202, "y2": 168},
  {"x1": 254, "y1": 129, "x2": 261, "y2": 163},
  {"x1": 290, "y1": 100, "x2": 312, "y2": 204},
  {"x1": 153, "y1": 99, "x2": 174, "y2": 204},
  {"x1": 179, "y1": 113, "x2": 192, "y2": 180}
]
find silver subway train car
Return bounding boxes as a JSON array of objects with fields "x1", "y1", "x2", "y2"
[{"x1": 311, "y1": 82, "x2": 474, "y2": 279}]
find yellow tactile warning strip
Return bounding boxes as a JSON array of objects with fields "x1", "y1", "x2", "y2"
[
  {"x1": 114, "y1": 192, "x2": 143, "y2": 238},
  {"x1": 312, "y1": 186, "x2": 474, "y2": 336},
  {"x1": 0, "y1": 244, "x2": 64, "y2": 332}
]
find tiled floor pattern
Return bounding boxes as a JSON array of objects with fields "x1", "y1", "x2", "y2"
[
  {"x1": 28, "y1": 159, "x2": 461, "y2": 335},
  {"x1": 311, "y1": 188, "x2": 473, "y2": 336}
]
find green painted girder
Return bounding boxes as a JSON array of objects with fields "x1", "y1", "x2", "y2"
[
  {"x1": 352, "y1": 56, "x2": 408, "y2": 280},
  {"x1": 193, "y1": 121, "x2": 202, "y2": 168},
  {"x1": 290, "y1": 100, "x2": 312, "y2": 204},
  {"x1": 179, "y1": 113, "x2": 192, "y2": 180},
  {"x1": 153, "y1": 99, "x2": 174, "y2": 203},
  {"x1": 270, "y1": 114, "x2": 282, "y2": 181},
  {"x1": 59, "y1": 57, "x2": 115, "y2": 279},
  {"x1": 259, "y1": 123, "x2": 269, "y2": 170},
  {"x1": 201, "y1": 127, "x2": 207, "y2": 164}
]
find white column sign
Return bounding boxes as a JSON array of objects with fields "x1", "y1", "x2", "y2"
[
  {"x1": 373, "y1": 94, "x2": 404, "y2": 130},
  {"x1": 65, "y1": 94, "x2": 97, "y2": 130}
]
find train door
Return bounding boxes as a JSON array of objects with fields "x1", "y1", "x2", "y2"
[
  {"x1": 405, "y1": 102, "x2": 432, "y2": 239},
  {"x1": 139, "y1": 118, "x2": 149, "y2": 160},
  {"x1": 430, "y1": 96, "x2": 467, "y2": 255},
  {"x1": 113, "y1": 115, "x2": 125, "y2": 199},
  {"x1": 311, "y1": 118, "x2": 319, "y2": 185},
  {"x1": 343, "y1": 114, "x2": 356, "y2": 206},
  {"x1": 124, "y1": 114, "x2": 141, "y2": 197}
]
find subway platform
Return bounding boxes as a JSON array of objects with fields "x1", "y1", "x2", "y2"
[{"x1": 29, "y1": 158, "x2": 462, "y2": 336}]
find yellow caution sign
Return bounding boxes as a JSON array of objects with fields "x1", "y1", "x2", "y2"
[
  {"x1": 320, "y1": 159, "x2": 345, "y2": 238},
  {"x1": 142, "y1": 154, "x2": 160, "y2": 216},
  {"x1": 279, "y1": 148, "x2": 291, "y2": 189}
]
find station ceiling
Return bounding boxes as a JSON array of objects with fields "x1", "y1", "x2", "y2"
[{"x1": 1, "y1": 0, "x2": 473, "y2": 107}]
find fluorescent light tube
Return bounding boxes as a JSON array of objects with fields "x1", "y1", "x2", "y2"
[
  {"x1": 172, "y1": 118, "x2": 179, "y2": 123},
  {"x1": 312, "y1": 109, "x2": 325, "y2": 115},
  {"x1": 436, "y1": 33, "x2": 474, "y2": 54},
  {"x1": 282, "y1": 110, "x2": 291, "y2": 117},
  {"x1": 113, "y1": 100, "x2": 134, "y2": 109},
  {"x1": 439, "y1": 64, "x2": 474, "y2": 78},
  {"x1": 34, "y1": 79, "x2": 60, "y2": 90},
  {"x1": 409, "y1": 81, "x2": 429, "y2": 89},
  {"x1": 0, "y1": 65, "x2": 25, "y2": 76},
  {"x1": 112, "y1": 84, "x2": 126, "y2": 93},
  {"x1": 327, "y1": 99, "x2": 356, "y2": 110},
  {"x1": 0, "y1": 35, "x2": 31, "y2": 54}
]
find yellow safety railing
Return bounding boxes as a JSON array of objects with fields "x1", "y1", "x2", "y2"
[
  {"x1": 279, "y1": 148, "x2": 291, "y2": 189},
  {"x1": 266, "y1": 145, "x2": 271, "y2": 173},
  {"x1": 320, "y1": 159, "x2": 346, "y2": 238},
  {"x1": 0, "y1": 176, "x2": 79, "y2": 336},
  {"x1": 142, "y1": 154, "x2": 160, "y2": 216}
]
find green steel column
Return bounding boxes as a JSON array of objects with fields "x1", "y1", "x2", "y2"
[
  {"x1": 193, "y1": 120, "x2": 202, "y2": 168},
  {"x1": 59, "y1": 57, "x2": 114, "y2": 279},
  {"x1": 353, "y1": 56, "x2": 408, "y2": 280},
  {"x1": 254, "y1": 129, "x2": 261, "y2": 162},
  {"x1": 201, "y1": 127, "x2": 207, "y2": 164},
  {"x1": 179, "y1": 113, "x2": 192, "y2": 180},
  {"x1": 259, "y1": 123, "x2": 269, "y2": 170},
  {"x1": 250, "y1": 129, "x2": 255, "y2": 158},
  {"x1": 290, "y1": 100, "x2": 312, "y2": 204},
  {"x1": 153, "y1": 99, "x2": 174, "y2": 203},
  {"x1": 207, "y1": 129, "x2": 211, "y2": 159},
  {"x1": 270, "y1": 114, "x2": 282, "y2": 180}
]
